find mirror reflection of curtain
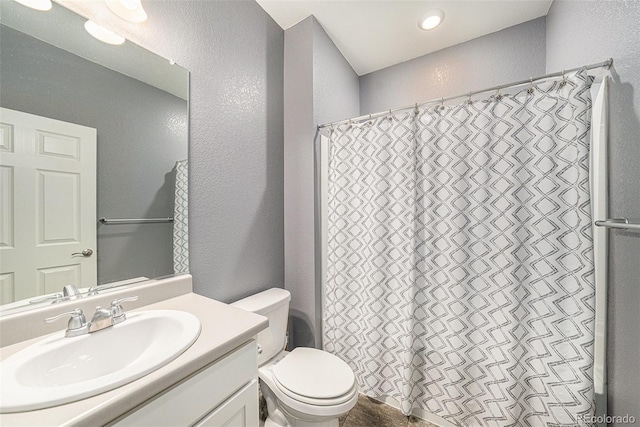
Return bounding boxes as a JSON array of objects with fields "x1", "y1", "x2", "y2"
[{"x1": 173, "y1": 160, "x2": 189, "y2": 274}]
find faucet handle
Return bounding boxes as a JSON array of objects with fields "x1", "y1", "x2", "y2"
[
  {"x1": 45, "y1": 308, "x2": 88, "y2": 336},
  {"x1": 30, "y1": 292, "x2": 63, "y2": 304},
  {"x1": 111, "y1": 296, "x2": 139, "y2": 310},
  {"x1": 110, "y1": 296, "x2": 138, "y2": 324}
]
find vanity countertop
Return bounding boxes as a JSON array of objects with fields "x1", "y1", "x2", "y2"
[{"x1": 0, "y1": 292, "x2": 268, "y2": 427}]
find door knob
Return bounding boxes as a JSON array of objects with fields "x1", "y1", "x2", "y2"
[{"x1": 71, "y1": 248, "x2": 93, "y2": 257}]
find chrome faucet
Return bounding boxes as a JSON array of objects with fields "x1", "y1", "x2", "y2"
[
  {"x1": 88, "y1": 306, "x2": 113, "y2": 332},
  {"x1": 44, "y1": 296, "x2": 139, "y2": 337},
  {"x1": 62, "y1": 284, "x2": 81, "y2": 299}
]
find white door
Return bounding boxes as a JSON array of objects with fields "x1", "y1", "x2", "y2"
[{"x1": 0, "y1": 108, "x2": 97, "y2": 304}]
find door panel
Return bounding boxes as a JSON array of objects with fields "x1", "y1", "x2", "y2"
[
  {"x1": 0, "y1": 273, "x2": 15, "y2": 304},
  {"x1": 0, "y1": 166, "x2": 14, "y2": 249},
  {"x1": 37, "y1": 169, "x2": 80, "y2": 244},
  {"x1": 37, "y1": 264, "x2": 82, "y2": 295},
  {"x1": 37, "y1": 130, "x2": 81, "y2": 160}
]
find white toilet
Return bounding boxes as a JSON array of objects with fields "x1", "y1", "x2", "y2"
[{"x1": 231, "y1": 288, "x2": 358, "y2": 427}]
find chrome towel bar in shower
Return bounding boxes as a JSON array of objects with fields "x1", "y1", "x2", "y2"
[
  {"x1": 99, "y1": 217, "x2": 174, "y2": 224},
  {"x1": 594, "y1": 218, "x2": 640, "y2": 232}
]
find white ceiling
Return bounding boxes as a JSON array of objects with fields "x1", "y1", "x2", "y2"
[{"x1": 256, "y1": 0, "x2": 553, "y2": 76}]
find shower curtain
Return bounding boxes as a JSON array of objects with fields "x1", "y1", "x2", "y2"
[
  {"x1": 324, "y1": 70, "x2": 596, "y2": 426},
  {"x1": 173, "y1": 159, "x2": 189, "y2": 274}
]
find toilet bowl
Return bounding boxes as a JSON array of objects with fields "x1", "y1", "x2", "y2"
[{"x1": 232, "y1": 289, "x2": 358, "y2": 427}]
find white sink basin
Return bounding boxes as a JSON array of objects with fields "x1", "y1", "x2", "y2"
[{"x1": 0, "y1": 309, "x2": 201, "y2": 413}]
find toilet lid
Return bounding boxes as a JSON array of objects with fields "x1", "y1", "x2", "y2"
[{"x1": 272, "y1": 348, "x2": 355, "y2": 399}]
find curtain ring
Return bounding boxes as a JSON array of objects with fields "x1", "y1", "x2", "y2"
[{"x1": 560, "y1": 69, "x2": 567, "y2": 87}]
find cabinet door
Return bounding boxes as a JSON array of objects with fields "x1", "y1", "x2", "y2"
[
  {"x1": 195, "y1": 380, "x2": 258, "y2": 427},
  {"x1": 109, "y1": 341, "x2": 256, "y2": 426}
]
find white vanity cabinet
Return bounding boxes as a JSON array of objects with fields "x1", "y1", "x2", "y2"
[
  {"x1": 110, "y1": 340, "x2": 259, "y2": 427},
  {"x1": 0, "y1": 281, "x2": 268, "y2": 427}
]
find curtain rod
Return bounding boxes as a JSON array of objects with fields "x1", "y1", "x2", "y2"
[{"x1": 317, "y1": 57, "x2": 613, "y2": 130}]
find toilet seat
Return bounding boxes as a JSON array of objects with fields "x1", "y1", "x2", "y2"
[
  {"x1": 258, "y1": 349, "x2": 359, "y2": 418},
  {"x1": 273, "y1": 376, "x2": 357, "y2": 406},
  {"x1": 272, "y1": 348, "x2": 355, "y2": 403}
]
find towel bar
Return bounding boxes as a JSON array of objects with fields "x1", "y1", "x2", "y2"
[
  {"x1": 99, "y1": 217, "x2": 174, "y2": 224},
  {"x1": 594, "y1": 218, "x2": 640, "y2": 231}
]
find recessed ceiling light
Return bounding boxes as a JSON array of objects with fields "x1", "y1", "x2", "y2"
[
  {"x1": 105, "y1": 0, "x2": 148, "y2": 23},
  {"x1": 13, "y1": 0, "x2": 52, "y2": 11},
  {"x1": 419, "y1": 9, "x2": 445, "y2": 31},
  {"x1": 84, "y1": 20, "x2": 126, "y2": 45}
]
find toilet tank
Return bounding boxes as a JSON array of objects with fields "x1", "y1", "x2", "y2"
[{"x1": 231, "y1": 288, "x2": 291, "y2": 366}]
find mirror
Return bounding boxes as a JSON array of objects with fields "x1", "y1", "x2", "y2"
[{"x1": 0, "y1": 1, "x2": 189, "y2": 314}]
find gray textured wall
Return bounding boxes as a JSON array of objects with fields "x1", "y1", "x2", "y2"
[
  {"x1": 359, "y1": 17, "x2": 546, "y2": 115},
  {"x1": 312, "y1": 19, "x2": 361, "y2": 126},
  {"x1": 73, "y1": 0, "x2": 286, "y2": 302},
  {"x1": 546, "y1": 1, "x2": 640, "y2": 421},
  {"x1": 312, "y1": 18, "x2": 360, "y2": 348},
  {"x1": 284, "y1": 16, "x2": 359, "y2": 349},
  {"x1": 0, "y1": 24, "x2": 187, "y2": 285},
  {"x1": 284, "y1": 17, "x2": 315, "y2": 348}
]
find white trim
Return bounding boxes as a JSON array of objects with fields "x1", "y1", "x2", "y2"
[{"x1": 590, "y1": 75, "x2": 609, "y2": 426}]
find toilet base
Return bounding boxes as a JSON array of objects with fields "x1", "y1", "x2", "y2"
[
  {"x1": 264, "y1": 417, "x2": 339, "y2": 427},
  {"x1": 264, "y1": 416, "x2": 338, "y2": 427},
  {"x1": 261, "y1": 381, "x2": 344, "y2": 427}
]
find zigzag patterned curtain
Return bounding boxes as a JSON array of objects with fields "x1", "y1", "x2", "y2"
[
  {"x1": 173, "y1": 159, "x2": 189, "y2": 274},
  {"x1": 324, "y1": 70, "x2": 595, "y2": 426}
]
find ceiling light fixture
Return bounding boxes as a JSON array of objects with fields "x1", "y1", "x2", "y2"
[
  {"x1": 84, "y1": 20, "x2": 126, "y2": 45},
  {"x1": 419, "y1": 9, "x2": 445, "y2": 31},
  {"x1": 13, "y1": 0, "x2": 52, "y2": 11},
  {"x1": 105, "y1": 0, "x2": 148, "y2": 23}
]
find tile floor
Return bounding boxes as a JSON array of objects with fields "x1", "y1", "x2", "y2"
[{"x1": 340, "y1": 394, "x2": 439, "y2": 427}]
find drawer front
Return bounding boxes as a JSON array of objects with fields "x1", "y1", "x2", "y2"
[
  {"x1": 111, "y1": 340, "x2": 257, "y2": 427},
  {"x1": 194, "y1": 380, "x2": 258, "y2": 427}
]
